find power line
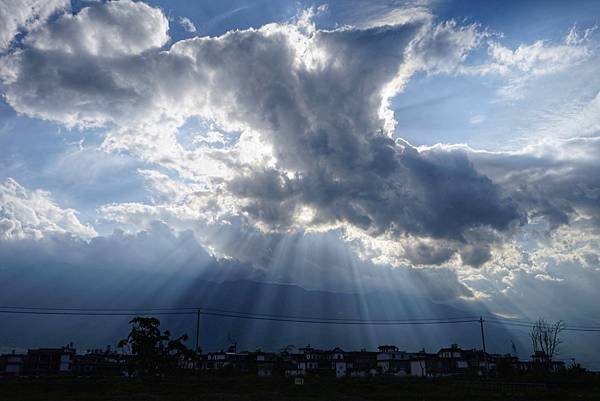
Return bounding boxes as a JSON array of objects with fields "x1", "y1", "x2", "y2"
[
  {"x1": 1, "y1": 306, "x2": 599, "y2": 331},
  {"x1": 201, "y1": 307, "x2": 479, "y2": 323},
  {"x1": 0, "y1": 310, "x2": 194, "y2": 316},
  {"x1": 197, "y1": 311, "x2": 478, "y2": 325},
  {"x1": 0, "y1": 308, "x2": 479, "y2": 326},
  {"x1": 484, "y1": 319, "x2": 600, "y2": 333},
  {"x1": 0, "y1": 305, "x2": 480, "y2": 323},
  {"x1": 0, "y1": 306, "x2": 198, "y2": 312},
  {"x1": 483, "y1": 316, "x2": 600, "y2": 331},
  {"x1": 482, "y1": 315, "x2": 600, "y2": 328}
]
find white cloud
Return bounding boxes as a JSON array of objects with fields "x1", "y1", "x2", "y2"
[
  {"x1": 414, "y1": 20, "x2": 487, "y2": 74},
  {"x1": 2, "y1": 1, "x2": 600, "y2": 304},
  {"x1": 565, "y1": 24, "x2": 598, "y2": 46},
  {"x1": 178, "y1": 16, "x2": 197, "y2": 33},
  {"x1": 462, "y1": 26, "x2": 594, "y2": 100},
  {"x1": 24, "y1": 0, "x2": 169, "y2": 57},
  {"x1": 0, "y1": 3, "x2": 488, "y2": 132},
  {"x1": 0, "y1": 0, "x2": 69, "y2": 52},
  {"x1": 338, "y1": 0, "x2": 434, "y2": 29},
  {"x1": 525, "y1": 91, "x2": 600, "y2": 145},
  {"x1": 0, "y1": 2, "x2": 523, "y2": 270},
  {"x1": 0, "y1": 178, "x2": 97, "y2": 240},
  {"x1": 469, "y1": 114, "x2": 486, "y2": 124},
  {"x1": 488, "y1": 40, "x2": 588, "y2": 76}
]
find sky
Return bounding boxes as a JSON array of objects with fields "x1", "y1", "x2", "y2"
[{"x1": 1, "y1": 0, "x2": 600, "y2": 363}]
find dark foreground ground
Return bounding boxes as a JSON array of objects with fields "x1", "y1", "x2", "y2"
[{"x1": 1, "y1": 376, "x2": 599, "y2": 401}]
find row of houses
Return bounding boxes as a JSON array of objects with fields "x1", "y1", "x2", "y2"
[
  {"x1": 203, "y1": 344, "x2": 565, "y2": 378},
  {"x1": 0, "y1": 343, "x2": 565, "y2": 378},
  {"x1": 0, "y1": 345, "x2": 125, "y2": 377}
]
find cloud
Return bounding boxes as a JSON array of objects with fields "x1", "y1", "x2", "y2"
[
  {"x1": 0, "y1": 0, "x2": 170, "y2": 127},
  {"x1": 0, "y1": 0, "x2": 68, "y2": 52},
  {"x1": 528, "y1": 91, "x2": 600, "y2": 143},
  {"x1": 460, "y1": 139, "x2": 600, "y2": 230},
  {"x1": 178, "y1": 16, "x2": 197, "y2": 33},
  {"x1": 414, "y1": 124, "x2": 600, "y2": 276},
  {"x1": 462, "y1": 25, "x2": 595, "y2": 100},
  {"x1": 1, "y1": 2, "x2": 600, "y2": 332},
  {"x1": 0, "y1": 217, "x2": 475, "y2": 303},
  {"x1": 332, "y1": 0, "x2": 433, "y2": 29},
  {"x1": 412, "y1": 20, "x2": 486, "y2": 74},
  {"x1": 1, "y1": 220, "x2": 597, "y2": 368},
  {"x1": 24, "y1": 0, "x2": 169, "y2": 57},
  {"x1": 6, "y1": 5, "x2": 589, "y2": 289},
  {"x1": 0, "y1": 220, "x2": 268, "y2": 286},
  {"x1": 421, "y1": 132, "x2": 600, "y2": 235},
  {"x1": 0, "y1": 178, "x2": 96, "y2": 240},
  {"x1": 402, "y1": 240, "x2": 455, "y2": 266},
  {"x1": 0, "y1": 4, "x2": 486, "y2": 137},
  {"x1": 0, "y1": 2, "x2": 517, "y2": 268},
  {"x1": 487, "y1": 39, "x2": 589, "y2": 77},
  {"x1": 7, "y1": 2, "x2": 600, "y2": 275}
]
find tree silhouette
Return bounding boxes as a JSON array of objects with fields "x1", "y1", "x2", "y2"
[
  {"x1": 118, "y1": 317, "x2": 196, "y2": 377},
  {"x1": 529, "y1": 318, "x2": 565, "y2": 370}
]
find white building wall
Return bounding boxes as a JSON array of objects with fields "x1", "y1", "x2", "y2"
[
  {"x1": 335, "y1": 361, "x2": 347, "y2": 378},
  {"x1": 410, "y1": 360, "x2": 427, "y2": 377},
  {"x1": 59, "y1": 354, "x2": 72, "y2": 371}
]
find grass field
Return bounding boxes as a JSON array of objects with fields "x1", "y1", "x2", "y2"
[{"x1": 1, "y1": 376, "x2": 599, "y2": 401}]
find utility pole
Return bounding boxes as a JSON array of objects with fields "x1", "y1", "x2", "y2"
[
  {"x1": 479, "y1": 316, "x2": 488, "y2": 376},
  {"x1": 195, "y1": 309, "x2": 201, "y2": 353}
]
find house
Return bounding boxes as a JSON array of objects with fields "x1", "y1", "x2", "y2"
[
  {"x1": 377, "y1": 345, "x2": 410, "y2": 375},
  {"x1": 283, "y1": 350, "x2": 304, "y2": 377},
  {"x1": 462, "y1": 349, "x2": 492, "y2": 374},
  {"x1": 524, "y1": 351, "x2": 566, "y2": 373},
  {"x1": 204, "y1": 350, "x2": 228, "y2": 370},
  {"x1": 176, "y1": 352, "x2": 199, "y2": 371},
  {"x1": 436, "y1": 344, "x2": 470, "y2": 374},
  {"x1": 432, "y1": 344, "x2": 500, "y2": 376},
  {"x1": 284, "y1": 346, "x2": 351, "y2": 377},
  {"x1": 255, "y1": 350, "x2": 278, "y2": 377},
  {"x1": 408, "y1": 349, "x2": 437, "y2": 377},
  {"x1": 330, "y1": 347, "x2": 347, "y2": 378},
  {"x1": 284, "y1": 360, "x2": 304, "y2": 377},
  {"x1": 295, "y1": 347, "x2": 379, "y2": 378},
  {"x1": 23, "y1": 345, "x2": 76, "y2": 376},
  {"x1": 74, "y1": 347, "x2": 126, "y2": 376},
  {"x1": 494, "y1": 353, "x2": 520, "y2": 376},
  {"x1": 297, "y1": 345, "x2": 333, "y2": 376},
  {"x1": 409, "y1": 356, "x2": 427, "y2": 377},
  {"x1": 0, "y1": 351, "x2": 26, "y2": 376},
  {"x1": 344, "y1": 350, "x2": 378, "y2": 377},
  {"x1": 203, "y1": 344, "x2": 239, "y2": 371}
]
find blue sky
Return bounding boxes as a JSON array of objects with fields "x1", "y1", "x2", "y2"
[{"x1": 1, "y1": 0, "x2": 600, "y2": 363}]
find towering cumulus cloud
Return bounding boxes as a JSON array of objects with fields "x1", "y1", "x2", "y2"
[{"x1": 0, "y1": 1, "x2": 519, "y2": 267}]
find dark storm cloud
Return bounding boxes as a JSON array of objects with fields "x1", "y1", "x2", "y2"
[
  {"x1": 229, "y1": 142, "x2": 520, "y2": 241},
  {"x1": 460, "y1": 138, "x2": 600, "y2": 230},
  {"x1": 402, "y1": 241, "x2": 455, "y2": 266},
  {"x1": 458, "y1": 244, "x2": 492, "y2": 268}
]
